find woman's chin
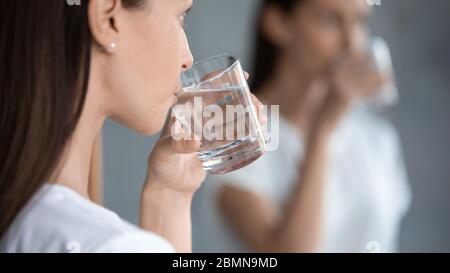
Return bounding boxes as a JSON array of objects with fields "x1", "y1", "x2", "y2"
[
  {"x1": 120, "y1": 96, "x2": 175, "y2": 136},
  {"x1": 137, "y1": 116, "x2": 167, "y2": 136},
  {"x1": 139, "y1": 108, "x2": 173, "y2": 136},
  {"x1": 137, "y1": 126, "x2": 158, "y2": 137}
]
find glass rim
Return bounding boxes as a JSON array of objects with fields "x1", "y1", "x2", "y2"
[{"x1": 181, "y1": 53, "x2": 241, "y2": 89}]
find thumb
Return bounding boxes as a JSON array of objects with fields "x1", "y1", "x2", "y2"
[
  {"x1": 154, "y1": 121, "x2": 201, "y2": 164},
  {"x1": 171, "y1": 121, "x2": 202, "y2": 154}
]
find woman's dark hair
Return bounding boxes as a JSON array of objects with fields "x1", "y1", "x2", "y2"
[
  {"x1": 0, "y1": 0, "x2": 146, "y2": 238},
  {"x1": 250, "y1": 0, "x2": 304, "y2": 93}
]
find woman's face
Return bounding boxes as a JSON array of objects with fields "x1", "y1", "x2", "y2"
[
  {"x1": 282, "y1": 0, "x2": 371, "y2": 76},
  {"x1": 94, "y1": 0, "x2": 194, "y2": 135}
]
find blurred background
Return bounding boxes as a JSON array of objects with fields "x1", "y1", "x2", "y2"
[{"x1": 102, "y1": 0, "x2": 450, "y2": 252}]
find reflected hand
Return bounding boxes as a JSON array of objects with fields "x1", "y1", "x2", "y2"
[{"x1": 313, "y1": 51, "x2": 390, "y2": 134}]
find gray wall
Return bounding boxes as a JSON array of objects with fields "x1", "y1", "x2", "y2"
[
  {"x1": 369, "y1": 0, "x2": 450, "y2": 252},
  {"x1": 103, "y1": 0, "x2": 450, "y2": 252}
]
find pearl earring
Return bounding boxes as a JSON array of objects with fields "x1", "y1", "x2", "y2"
[{"x1": 108, "y1": 42, "x2": 117, "y2": 52}]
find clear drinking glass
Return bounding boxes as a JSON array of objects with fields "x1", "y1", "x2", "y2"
[
  {"x1": 172, "y1": 54, "x2": 267, "y2": 175},
  {"x1": 368, "y1": 36, "x2": 399, "y2": 107}
]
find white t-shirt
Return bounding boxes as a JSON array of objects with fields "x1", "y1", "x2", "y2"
[
  {"x1": 0, "y1": 183, "x2": 174, "y2": 253},
  {"x1": 193, "y1": 106, "x2": 412, "y2": 253}
]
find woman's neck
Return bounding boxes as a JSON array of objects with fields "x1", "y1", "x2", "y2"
[{"x1": 51, "y1": 62, "x2": 107, "y2": 199}]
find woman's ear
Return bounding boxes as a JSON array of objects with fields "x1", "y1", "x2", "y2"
[
  {"x1": 88, "y1": 0, "x2": 122, "y2": 53},
  {"x1": 261, "y1": 6, "x2": 292, "y2": 48}
]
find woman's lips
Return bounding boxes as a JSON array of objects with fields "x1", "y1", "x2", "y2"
[
  {"x1": 174, "y1": 88, "x2": 182, "y2": 96},
  {"x1": 171, "y1": 85, "x2": 183, "y2": 106}
]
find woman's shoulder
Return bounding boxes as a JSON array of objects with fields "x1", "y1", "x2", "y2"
[{"x1": 0, "y1": 184, "x2": 174, "y2": 253}]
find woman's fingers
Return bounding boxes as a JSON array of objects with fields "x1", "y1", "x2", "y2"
[
  {"x1": 171, "y1": 137, "x2": 201, "y2": 154},
  {"x1": 332, "y1": 50, "x2": 393, "y2": 102},
  {"x1": 250, "y1": 93, "x2": 268, "y2": 126},
  {"x1": 358, "y1": 72, "x2": 391, "y2": 98},
  {"x1": 158, "y1": 115, "x2": 201, "y2": 158},
  {"x1": 346, "y1": 70, "x2": 390, "y2": 99},
  {"x1": 170, "y1": 119, "x2": 201, "y2": 154}
]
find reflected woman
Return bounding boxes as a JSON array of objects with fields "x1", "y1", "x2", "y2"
[{"x1": 195, "y1": 0, "x2": 411, "y2": 252}]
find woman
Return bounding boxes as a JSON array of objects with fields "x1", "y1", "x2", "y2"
[
  {"x1": 0, "y1": 0, "x2": 259, "y2": 253},
  {"x1": 194, "y1": 0, "x2": 411, "y2": 252}
]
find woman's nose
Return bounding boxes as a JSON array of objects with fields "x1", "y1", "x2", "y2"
[{"x1": 182, "y1": 50, "x2": 194, "y2": 71}]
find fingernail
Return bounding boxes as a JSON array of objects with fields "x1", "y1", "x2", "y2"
[{"x1": 172, "y1": 121, "x2": 184, "y2": 140}]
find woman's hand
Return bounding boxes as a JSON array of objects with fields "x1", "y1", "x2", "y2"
[
  {"x1": 140, "y1": 111, "x2": 206, "y2": 253},
  {"x1": 312, "y1": 51, "x2": 390, "y2": 135},
  {"x1": 140, "y1": 83, "x2": 265, "y2": 252},
  {"x1": 143, "y1": 72, "x2": 264, "y2": 195},
  {"x1": 144, "y1": 115, "x2": 206, "y2": 195},
  {"x1": 145, "y1": 95, "x2": 265, "y2": 194}
]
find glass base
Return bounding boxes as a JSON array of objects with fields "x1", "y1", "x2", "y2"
[{"x1": 198, "y1": 136, "x2": 264, "y2": 175}]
